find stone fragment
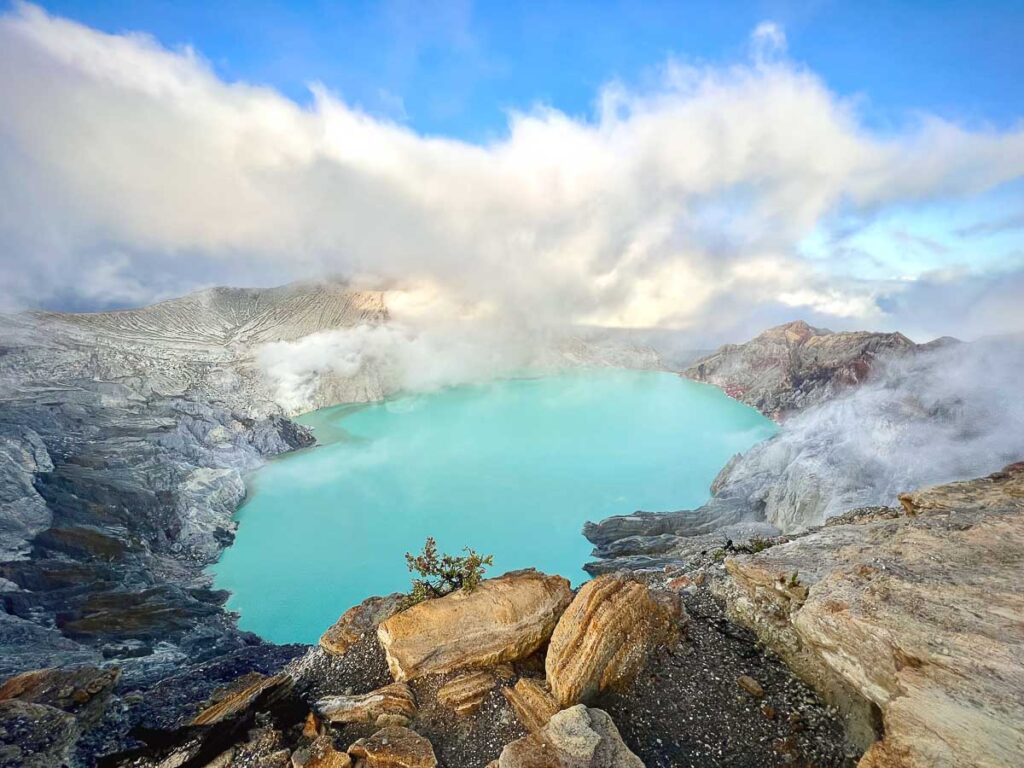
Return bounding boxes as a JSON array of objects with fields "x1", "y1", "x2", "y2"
[
  {"x1": 303, "y1": 711, "x2": 324, "y2": 738},
  {"x1": 292, "y1": 735, "x2": 351, "y2": 768},
  {"x1": 545, "y1": 574, "x2": 676, "y2": 706},
  {"x1": 320, "y1": 594, "x2": 405, "y2": 657},
  {"x1": 737, "y1": 675, "x2": 765, "y2": 698},
  {"x1": 377, "y1": 570, "x2": 572, "y2": 681},
  {"x1": 501, "y1": 678, "x2": 559, "y2": 733},
  {"x1": 347, "y1": 726, "x2": 437, "y2": 768},
  {"x1": 497, "y1": 705, "x2": 643, "y2": 768},
  {"x1": 190, "y1": 672, "x2": 293, "y2": 726},
  {"x1": 436, "y1": 671, "x2": 497, "y2": 717},
  {"x1": 315, "y1": 682, "x2": 416, "y2": 725}
]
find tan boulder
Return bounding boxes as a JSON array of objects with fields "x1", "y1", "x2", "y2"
[
  {"x1": 292, "y1": 735, "x2": 352, "y2": 768},
  {"x1": 545, "y1": 575, "x2": 676, "y2": 706},
  {"x1": 191, "y1": 672, "x2": 293, "y2": 726},
  {"x1": 720, "y1": 463, "x2": 1024, "y2": 768},
  {"x1": 376, "y1": 570, "x2": 572, "y2": 681},
  {"x1": 347, "y1": 726, "x2": 437, "y2": 768},
  {"x1": 320, "y1": 594, "x2": 405, "y2": 656},
  {"x1": 497, "y1": 705, "x2": 643, "y2": 768},
  {"x1": 315, "y1": 682, "x2": 416, "y2": 726},
  {"x1": 436, "y1": 671, "x2": 497, "y2": 717},
  {"x1": 501, "y1": 678, "x2": 559, "y2": 732}
]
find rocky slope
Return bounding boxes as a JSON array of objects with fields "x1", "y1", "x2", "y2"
[
  {"x1": 718, "y1": 463, "x2": 1024, "y2": 767},
  {"x1": 2, "y1": 569, "x2": 852, "y2": 767},
  {"x1": 684, "y1": 320, "x2": 920, "y2": 420}
]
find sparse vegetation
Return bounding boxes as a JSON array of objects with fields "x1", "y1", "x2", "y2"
[{"x1": 403, "y1": 537, "x2": 494, "y2": 606}]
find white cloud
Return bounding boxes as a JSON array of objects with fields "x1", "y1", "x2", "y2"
[{"x1": 1, "y1": 3, "x2": 1023, "y2": 342}]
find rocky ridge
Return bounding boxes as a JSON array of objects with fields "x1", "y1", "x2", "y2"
[
  {"x1": 7, "y1": 567, "x2": 852, "y2": 767},
  {"x1": 683, "y1": 320, "x2": 920, "y2": 420}
]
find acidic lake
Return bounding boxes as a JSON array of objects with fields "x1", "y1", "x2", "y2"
[{"x1": 211, "y1": 370, "x2": 777, "y2": 643}]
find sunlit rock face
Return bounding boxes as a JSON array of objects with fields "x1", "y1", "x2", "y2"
[
  {"x1": 719, "y1": 463, "x2": 1024, "y2": 768},
  {"x1": 684, "y1": 320, "x2": 919, "y2": 421}
]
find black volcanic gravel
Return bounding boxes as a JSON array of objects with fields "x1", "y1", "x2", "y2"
[{"x1": 597, "y1": 587, "x2": 860, "y2": 768}]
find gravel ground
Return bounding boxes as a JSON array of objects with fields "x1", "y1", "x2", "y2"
[{"x1": 598, "y1": 586, "x2": 861, "y2": 768}]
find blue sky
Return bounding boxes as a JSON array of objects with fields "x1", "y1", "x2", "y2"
[
  {"x1": 0, "y1": 1, "x2": 1022, "y2": 342},
  {"x1": 30, "y1": 0, "x2": 1024, "y2": 140}
]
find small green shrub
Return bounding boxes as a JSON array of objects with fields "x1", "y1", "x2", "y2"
[{"x1": 403, "y1": 537, "x2": 494, "y2": 606}]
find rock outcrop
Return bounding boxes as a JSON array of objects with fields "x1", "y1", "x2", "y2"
[
  {"x1": 321, "y1": 594, "x2": 405, "y2": 657},
  {"x1": 545, "y1": 575, "x2": 679, "y2": 707},
  {"x1": 684, "y1": 320, "x2": 918, "y2": 420},
  {"x1": 719, "y1": 463, "x2": 1024, "y2": 767},
  {"x1": 496, "y1": 705, "x2": 643, "y2": 768},
  {"x1": 377, "y1": 570, "x2": 572, "y2": 681},
  {"x1": 315, "y1": 682, "x2": 417, "y2": 726}
]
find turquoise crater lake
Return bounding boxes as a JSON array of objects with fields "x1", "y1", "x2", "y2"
[{"x1": 211, "y1": 370, "x2": 776, "y2": 644}]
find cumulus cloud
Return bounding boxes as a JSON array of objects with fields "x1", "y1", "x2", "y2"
[{"x1": 1, "y1": 3, "x2": 1023, "y2": 342}]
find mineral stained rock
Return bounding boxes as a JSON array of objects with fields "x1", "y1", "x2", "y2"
[
  {"x1": 347, "y1": 725, "x2": 438, "y2": 768},
  {"x1": 191, "y1": 672, "x2": 294, "y2": 726},
  {"x1": 721, "y1": 463, "x2": 1024, "y2": 768},
  {"x1": 496, "y1": 705, "x2": 643, "y2": 768},
  {"x1": 436, "y1": 671, "x2": 498, "y2": 717},
  {"x1": 320, "y1": 594, "x2": 405, "y2": 657},
  {"x1": 376, "y1": 570, "x2": 572, "y2": 681},
  {"x1": 501, "y1": 677, "x2": 560, "y2": 733},
  {"x1": 315, "y1": 682, "x2": 416, "y2": 725},
  {"x1": 545, "y1": 575, "x2": 678, "y2": 707},
  {"x1": 683, "y1": 320, "x2": 918, "y2": 420}
]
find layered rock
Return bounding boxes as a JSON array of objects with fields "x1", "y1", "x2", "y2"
[
  {"x1": 377, "y1": 570, "x2": 572, "y2": 681},
  {"x1": 496, "y1": 705, "x2": 643, "y2": 768},
  {"x1": 684, "y1": 320, "x2": 918, "y2": 420},
  {"x1": 436, "y1": 671, "x2": 498, "y2": 717},
  {"x1": 719, "y1": 463, "x2": 1024, "y2": 767},
  {"x1": 501, "y1": 678, "x2": 559, "y2": 733},
  {"x1": 191, "y1": 672, "x2": 294, "y2": 726},
  {"x1": 315, "y1": 682, "x2": 416, "y2": 726},
  {"x1": 545, "y1": 575, "x2": 680, "y2": 707},
  {"x1": 321, "y1": 594, "x2": 405, "y2": 657}
]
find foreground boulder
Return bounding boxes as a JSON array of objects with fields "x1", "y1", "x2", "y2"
[
  {"x1": 545, "y1": 575, "x2": 678, "y2": 706},
  {"x1": 315, "y1": 682, "x2": 416, "y2": 726},
  {"x1": 320, "y1": 594, "x2": 405, "y2": 656},
  {"x1": 348, "y1": 726, "x2": 437, "y2": 768},
  {"x1": 496, "y1": 705, "x2": 643, "y2": 768},
  {"x1": 376, "y1": 570, "x2": 572, "y2": 681},
  {"x1": 721, "y1": 463, "x2": 1024, "y2": 767}
]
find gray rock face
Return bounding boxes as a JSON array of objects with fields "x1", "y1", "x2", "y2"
[{"x1": 684, "y1": 320, "x2": 918, "y2": 420}]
